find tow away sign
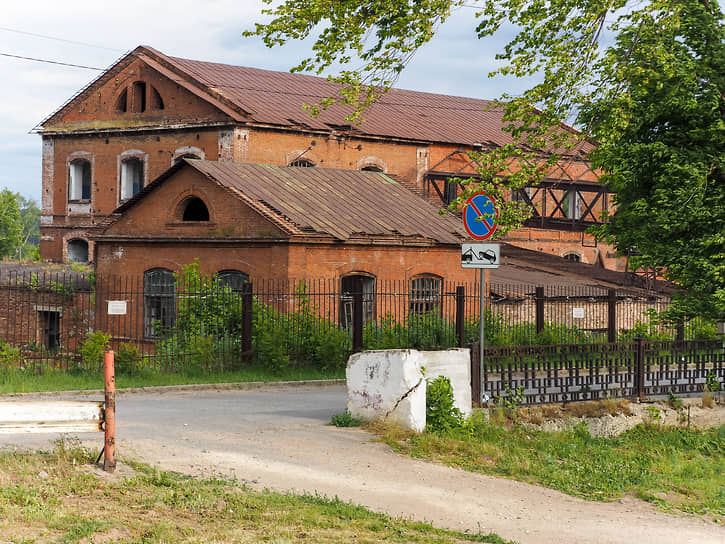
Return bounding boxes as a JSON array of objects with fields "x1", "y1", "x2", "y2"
[{"x1": 461, "y1": 243, "x2": 500, "y2": 269}]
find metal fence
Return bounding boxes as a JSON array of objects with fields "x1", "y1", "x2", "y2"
[
  {"x1": 473, "y1": 338, "x2": 725, "y2": 405},
  {"x1": 0, "y1": 271, "x2": 708, "y2": 375}
]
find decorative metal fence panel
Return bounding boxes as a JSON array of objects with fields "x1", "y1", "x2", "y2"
[{"x1": 479, "y1": 339, "x2": 725, "y2": 405}]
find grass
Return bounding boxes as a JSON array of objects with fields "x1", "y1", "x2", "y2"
[
  {"x1": 0, "y1": 440, "x2": 514, "y2": 544},
  {"x1": 371, "y1": 414, "x2": 725, "y2": 522},
  {"x1": 0, "y1": 365, "x2": 345, "y2": 395}
]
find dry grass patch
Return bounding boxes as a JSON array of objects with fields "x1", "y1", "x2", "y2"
[{"x1": 0, "y1": 439, "x2": 514, "y2": 544}]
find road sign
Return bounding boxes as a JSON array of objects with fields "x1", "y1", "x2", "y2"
[
  {"x1": 463, "y1": 193, "x2": 498, "y2": 240},
  {"x1": 461, "y1": 243, "x2": 500, "y2": 269}
]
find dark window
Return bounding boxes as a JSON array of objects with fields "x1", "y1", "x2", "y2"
[
  {"x1": 69, "y1": 159, "x2": 91, "y2": 201},
  {"x1": 144, "y1": 268, "x2": 176, "y2": 338},
  {"x1": 340, "y1": 274, "x2": 375, "y2": 328},
  {"x1": 182, "y1": 197, "x2": 210, "y2": 221},
  {"x1": 115, "y1": 88, "x2": 128, "y2": 112},
  {"x1": 443, "y1": 179, "x2": 458, "y2": 206},
  {"x1": 216, "y1": 270, "x2": 249, "y2": 291},
  {"x1": 150, "y1": 85, "x2": 164, "y2": 110},
  {"x1": 361, "y1": 165, "x2": 383, "y2": 172},
  {"x1": 289, "y1": 158, "x2": 315, "y2": 167},
  {"x1": 38, "y1": 311, "x2": 60, "y2": 351},
  {"x1": 67, "y1": 239, "x2": 89, "y2": 263},
  {"x1": 564, "y1": 252, "x2": 581, "y2": 262},
  {"x1": 120, "y1": 157, "x2": 144, "y2": 200},
  {"x1": 409, "y1": 275, "x2": 441, "y2": 315},
  {"x1": 131, "y1": 81, "x2": 146, "y2": 113}
]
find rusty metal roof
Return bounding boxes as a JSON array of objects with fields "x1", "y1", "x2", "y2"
[
  {"x1": 492, "y1": 244, "x2": 675, "y2": 296},
  {"x1": 186, "y1": 160, "x2": 467, "y2": 244},
  {"x1": 133, "y1": 47, "x2": 584, "y2": 151}
]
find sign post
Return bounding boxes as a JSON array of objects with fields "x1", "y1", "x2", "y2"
[{"x1": 462, "y1": 194, "x2": 500, "y2": 404}]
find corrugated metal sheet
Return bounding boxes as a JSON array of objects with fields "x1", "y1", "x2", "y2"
[
  {"x1": 148, "y1": 47, "x2": 587, "y2": 150},
  {"x1": 189, "y1": 161, "x2": 467, "y2": 245}
]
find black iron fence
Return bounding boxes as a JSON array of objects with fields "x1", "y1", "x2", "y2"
[
  {"x1": 0, "y1": 271, "x2": 716, "y2": 379},
  {"x1": 472, "y1": 338, "x2": 725, "y2": 406}
]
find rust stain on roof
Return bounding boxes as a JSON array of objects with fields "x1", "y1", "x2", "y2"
[{"x1": 189, "y1": 160, "x2": 467, "y2": 245}]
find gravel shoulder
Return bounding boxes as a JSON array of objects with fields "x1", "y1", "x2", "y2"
[{"x1": 2, "y1": 384, "x2": 723, "y2": 544}]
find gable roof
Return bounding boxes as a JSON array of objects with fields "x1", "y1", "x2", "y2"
[
  {"x1": 117, "y1": 160, "x2": 468, "y2": 245},
  {"x1": 39, "y1": 46, "x2": 591, "y2": 153}
]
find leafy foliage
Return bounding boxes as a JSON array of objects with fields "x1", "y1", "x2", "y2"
[
  {"x1": 77, "y1": 331, "x2": 111, "y2": 370},
  {"x1": 426, "y1": 375, "x2": 464, "y2": 433},
  {"x1": 0, "y1": 190, "x2": 39, "y2": 260},
  {"x1": 248, "y1": 0, "x2": 725, "y2": 318}
]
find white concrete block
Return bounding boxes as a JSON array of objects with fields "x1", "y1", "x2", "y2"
[
  {"x1": 346, "y1": 349, "x2": 426, "y2": 432},
  {"x1": 421, "y1": 349, "x2": 472, "y2": 417}
]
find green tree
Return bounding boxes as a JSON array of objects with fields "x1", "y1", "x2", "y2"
[
  {"x1": 248, "y1": 0, "x2": 725, "y2": 319},
  {"x1": 17, "y1": 195, "x2": 40, "y2": 261},
  {"x1": 0, "y1": 189, "x2": 23, "y2": 259}
]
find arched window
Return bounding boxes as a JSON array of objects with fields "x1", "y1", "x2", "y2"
[
  {"x1": 288, "y1": 158, "x2": 315, "y2": 167},
  {"x1": 144, "y1": 268, "x2": 175, "y2": 338},
  {"x1": 563, "y1": 252, "x2": 581, "y2": 263},
  {"x1": 173, "y1": 153, "x2": 201, "y2": 165},
  {"x1": 340, "y1": 273, "x2": 376, "y2": 328},
  {"x1": 182, "y1": 197, "x2": 210, "y2": 221},
  {"x1": 120, "y1": 157, "x2": 144, "y2": 201},
  {"x1": 115, "y1": 88, "x2": 128, "y2": 113},
  {"x1": 216, "y1": 270, "x2": 249, "y2": 291},
  {"x1": 361, "y1": 165, "x2": 383, "y2": 172},
  {"x1": 67, "y1": 239, "x2": 89, "y2": 263},
  {"x1": 409, "y1": 275, "x2": 442, "y2": 315},
  {"x1": 150, "y1": 85, "x2": 164, "y2": 110},
  {"x1": 131, "y1": 81, "x2": 147, "y2": 113},
  {"x1": 69, "y1": 159, "x2": 91, "y2": 201}
]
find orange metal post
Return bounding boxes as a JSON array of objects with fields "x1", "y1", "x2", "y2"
[{"x1": 103, "y1": 351, "x2": 116, "y2": 472}]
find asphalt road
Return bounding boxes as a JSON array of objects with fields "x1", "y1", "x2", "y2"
[{"x1": 1, "y1": 383, "x2": 722, "y2": 544}]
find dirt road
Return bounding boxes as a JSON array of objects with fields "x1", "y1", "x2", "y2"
[{"x1": 2, "y1": 383, "x2": 722, "y2": 544}]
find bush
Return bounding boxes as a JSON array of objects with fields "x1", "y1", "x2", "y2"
[
  {"x1": 114, "y1": 342, "x2": 144, "y2": 375},
  {"x1": 0, "y1": 339, "x2": 22, "y2": 368},
  {"x1": 425, "y1": 375, "x2": 463, "y2": 433},
  {"x1": 77, "y1": 331, "x2": 111, "y2": 371}
]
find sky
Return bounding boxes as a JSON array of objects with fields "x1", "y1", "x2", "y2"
[{"x1": 0, "y1": 0, "x2": 525, "y2": 203}]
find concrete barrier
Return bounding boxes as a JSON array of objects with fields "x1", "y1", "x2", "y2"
[{"x1": 346, "y1": 348, "x2": 471, "y2": 432}]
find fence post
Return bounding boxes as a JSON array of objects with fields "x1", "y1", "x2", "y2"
[
  {"x1": 103, "y1": 351, "x2": 116, "y2": 473},
  {"x1": 633, "y1": 334, "x2": 645, "y2": 402},
  {"x1": 470, "y1": 342, "x2": 481, "y2": 407},
  {"x1": 241, "y1": 281, "x2": 253, "y2": 357},
  {"x1": 535, "y1": 286, "x2": 545, "y2": 335},
  {"x1": 456, "y1": 286, "x2": 465, "y2": 348},
  {"x1": 607, "y1": 289, "x2": 617, "y2": 343},
  {"x1": 352, "y1": 276, "x2": 364, "y2": 353}
]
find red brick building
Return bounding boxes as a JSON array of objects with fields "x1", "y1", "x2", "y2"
[{"x1": 37, "y1": 46, "x2": 616, "y2": 268}]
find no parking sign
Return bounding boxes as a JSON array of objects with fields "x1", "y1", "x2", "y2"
[{"x1": 463, "y1": 193, "x2": 498, "y2": 240}]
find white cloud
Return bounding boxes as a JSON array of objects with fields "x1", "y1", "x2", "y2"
[{"x1": 0, "y1": 1, "x2": 520, "y2": 201}]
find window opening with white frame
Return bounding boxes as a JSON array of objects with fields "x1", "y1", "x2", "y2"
[
  {"x1": 120, "y1": 157, "x2": 144, "y2": 201},
  {"x1": 69, "y1": 159, "x2": 91, "y2": 201}
]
